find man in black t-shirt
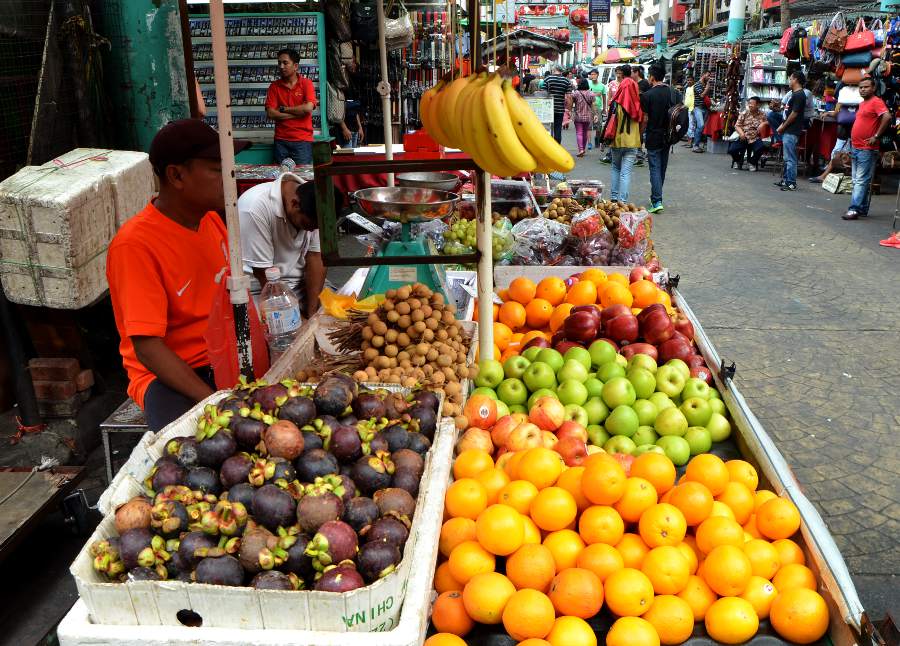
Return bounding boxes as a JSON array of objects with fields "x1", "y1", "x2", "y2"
[
  {"x1": 545, "y1": 66, "x2": 573, "y2": 144},
  {"x1": 774, "y1": 71, "x2": 807, "y2": 192},
  {"x1": 641, "y1": 64, "x2": 675, "y2": 213},
  {"x1": 633, "y1": 67, "x2": 652, "y2": 94}
]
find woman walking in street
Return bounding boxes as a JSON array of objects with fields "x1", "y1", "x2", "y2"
[
  {"x1": 604, "y1": 65, "x2": 643, "y2": 202},
  {"x1": 565, "y1": 79, "x2": 600, "y2": 157}
]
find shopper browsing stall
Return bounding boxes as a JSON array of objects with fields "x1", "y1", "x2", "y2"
[
  {"x1": 774, "y1": 71, "x2": 807, "y2": 192},
  {"x1": 844, "y1": 76, "x2": 891, "y2": 220},
  {"x1": 729, "y1": 97, "x2": 767, "y2": 171},
  {"x1": 266, "y1": 48, "x2": 317, "y2": 165}
]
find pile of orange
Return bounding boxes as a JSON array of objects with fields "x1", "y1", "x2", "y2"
[{"x1": 431, "y1": 448, "x2": 829, "y2": 646}]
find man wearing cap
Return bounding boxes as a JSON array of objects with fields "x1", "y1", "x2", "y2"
[
  {"x1": 106, "y1": 120, "x2": 250, "y2": 432},
  {"x1": 266, "y1": 48, "x2": 317, "y2": 165}
]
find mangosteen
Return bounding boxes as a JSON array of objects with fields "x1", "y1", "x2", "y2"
[
  {"x1": 330, "y1": 425, "x2": 363, "y2": 463},
  {"x1": 148, "y1": 460, "x2": 187, "y2": 494},
  {"x1": 177, "y1": 531, "x2": 217, "y2": 571},
  {"x1": 373, "y1": 488, "x2": 416, "y2": 521},
  {"x1": 283, "y1": 534, "x2": 314, "y2": 579},
  {"x1": 295, "y1": 448, "x2": 339, "y2": 482},
  {"x1": 252, "y1": 484, "x2": 297, "y2": 530},
  {"x1": 351, "y1": 452, "x2": 395, "y2": 496},
  {"x1": 412, "y1": 390, "x2": 440, "y2": 412},
  {"x1": 194, "y1": 555, "x2": 244, "y2": 586},
  {"x1": 352, "y1": 392, "x2": 387, "y2": 420},
  {"x1": 301, "y1": 430, "x2": 324, "y2": 452},
  {"x1": 150, "y1": 500, "x2": 190, "y2": 538},
  {"x1": 313, "y1": 378, "x2": 354, "y2": 417},
  {"x1": 391, "y1": 469, "x2": 420, "y2": 498},
  {"x1": 114, "y1": 496, "x2": 152, "y2": 534},
  {"x1": 296, "y1": 489, "x2": 344, "y2": 534},
  {"x1": 277, "y1": 396, "x2": 316, "y2": 427},
  {"x1": 378, "y1": 425, "x2": 410, "y2": 453},
  {"x1": 328, "y1": 372, "x2": 358, "y2": 397},
  {"x1": 200, "y1": 500, "x2": 248, "y2": 536},
  {"x1": 314, "y1": 562, "x2": 365, "y2": 592},
  {"x1": 406, "y1": 404, "x2": 437, "y2": 440},
  {"x1": 219, "y1": 453, "x2": 254, "y2": 489},
  {"x1": 342, "y1": 497, "x2": 379, "y2": 534},
  {"x1": 218, "y1": 395, "x2": 248, "y2": 417},
  {"x1": 391, "y1": 449, "x2": 424, "y2": 477},
  {"x1": 368, "y1": 434, "x2": 390, "y2": 455},
  {"x1": 238, "y1": 526, "x2": 275, "y2": 574},
  {"x1": 90, "y1": 537, "x2": 125, "y2": 580},
  {"x1": 250, "y1": 381, "x2": 289, "y2": 412},
  {"x1": 405, "y1": 432, "x2": 431, "y2": 456},
  {"x1": 383, "y1": 392, "x2": 410, "y2": 419},
  {"x1": 262, "y1": 420, "x2": 304, "y2": 460},
  {"x1": 231, "y1": 404, "x2": 271, "y2": 451},
  {"x1": 128, "y1": 566, "x2": 163, "y2": 581},
  {"x1": 251, "y1": 570, "x2": 299, "y2": 590},
  {"x1": 339, "y1": 464, "x2": 355, "y2": 480},
  {"x1": 364, "y1": 516, "x2": 409, "y2": 551},
  {"x1": 339, "y1": 413, "x2": 358, "y2": 426},
  {"x1": 305, "y1": 520, "x2": 359, "y2": 570},
  {"x1": 166, "y1": 436, "x2": 200, "y2": 468},
  {"x1": 174, "y1": 570, "x2": 193, "y2": 583},
  {"x1": 186, "y1": 466, "x2": 222, "y2": 496},
  {"x1": 335, "y1": 474, "x2": 357, "y2": 505},
  {"x1": 196, "y1": 427, "x2": 237, "y2": 469},
  {"x1": 225, "y1": 482, "x2": 255, "y2": 512},
  {"x1": 119, "y1": 528, "x2": 153, "y2": 571},
  {"x1": 357, "y1": 541, "x2": 402, "y2": 583},
  {"x1": 268, "y1": 457, "x2": 297, "y2": 485},
  {"x1": 302, "y1": 415, "x2": 338, "y2": 450}
]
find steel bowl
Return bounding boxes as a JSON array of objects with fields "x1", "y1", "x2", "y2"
[
  {"x1": 352, "y1": 187, "x2": 459, "y2": 224},
  {"x1": 396, "y1": 172, "x2": 460, "y2": 192}
]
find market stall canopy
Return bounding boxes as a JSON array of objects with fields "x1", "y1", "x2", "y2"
[
  {"x1": 593, "y1": 47, "x2": 636, "y2": 64},
  {"x1": 481, "y1": 28, "x2": 573, "y2": 62}
]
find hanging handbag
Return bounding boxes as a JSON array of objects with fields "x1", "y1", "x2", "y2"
[
  {"x1": 841, "y1": 67, "x2": 867, "y2": 84},
  {"x1": 840, "y1": 50, "x2": 873, "y2": 66},
  {"x1": 327, "y1": 44, "x2": 350, "y2": 90},
  {"x1": 325, "y1": 0, "x2": 352, "y2": 43},
  {"x1": 384, "y1": 0, "x2": 414, "y2": 52},
  {"x1": 872, "y1": 19, "x2": 885, "y2": 45},
  {"x1": 822, "y1": 12, "x2": 848, "y2": 52},
  {"x1": 837, "y1": 105, "x2": 858, "y2": 126},
  {"x1": 844, "y1": 18, "x2": 876, "y2": 53},
  {"x1": 350, "y1": 2, "x2": 378, "y2": 45},
  {"x1": 837, "y1": 85, "x2": 863, "y2": 105},
  {"x1": 779, "y1": 27, "x2": 794, "y2": 56},
  {"x1": 327, "y1": 82, "x2": 346, "y2": 125}
]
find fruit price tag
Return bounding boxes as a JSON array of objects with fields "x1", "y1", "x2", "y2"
[
  {"x1": 652, "y1": 270, "x2": 669, "y2": 288},
  {"x1": 345, "y1": 212, "x2": 384, "y2": 235}
]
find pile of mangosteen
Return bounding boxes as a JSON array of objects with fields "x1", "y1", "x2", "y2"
[{"x1": 89, "y1": 374, "x2": 440, "y2": 593}]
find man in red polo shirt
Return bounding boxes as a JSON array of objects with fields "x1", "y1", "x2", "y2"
[
  {"x1": 844, "y1": 76, "x2": 891, "y2": 220},
  {"x1": 266, "y1": 48, "x2": 317, "y2": 165}
]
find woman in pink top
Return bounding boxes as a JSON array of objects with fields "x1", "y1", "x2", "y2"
[{"x1": 565, "y1": 79, "x2": 600, "y2": 156}]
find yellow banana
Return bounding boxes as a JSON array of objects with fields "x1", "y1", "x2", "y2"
[
  {"x1": 437, "y1": 74, "x2": 473, "y2": 149},
  {"x1": 464, "y1": 78, "x2": 517, "y2": 177},
  {"x1": 419, "y1": 86, "x2": 435, "y2": 135},
  {"x1": 502, "y1": 79, "x2": 575, "y2": 173},
  {"x1": 482, "y1": 75, "x2": 537, "y2": 174},
  {"x1": 425, "y1": 82, "x2": 454, "y2": 148},
  {"x1": 454, "y1": 73, "x2": 488, "y2": 154}
]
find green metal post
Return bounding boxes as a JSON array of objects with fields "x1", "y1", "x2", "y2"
[{"x1": 312, "y1": 140, "x2": 339, "y2": 261}]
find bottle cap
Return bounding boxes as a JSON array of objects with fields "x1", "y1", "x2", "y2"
[{"x1": 264, "y1": 267, "x2": 281, "y2": 281}]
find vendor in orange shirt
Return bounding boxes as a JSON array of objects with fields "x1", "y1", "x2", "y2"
[
  {"x1": 107, "y1": 119, "x2": 249, "y2": 432},
  {"x1": 266, "y1": 48, "x2": 317, "y2": 165}
]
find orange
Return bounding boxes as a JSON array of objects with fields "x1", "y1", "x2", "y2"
[
  {"x1": 725, "y1": 459, "x2": 759, "y2": 491},
  {"x1": 702, "y1": 545, "x2": 753, "y2": 596},
  {"x1": 675, "y1": 540, "x2": 699, "y2": 575},
  {"x1": 474, "y1": 343, "x2": 501, "y2": 361},
  {"x1": 743, "y1": 514, "x2": 763, "y2": 539},
  {"x1": 604, "y1": 567, "x2": 655, "y2": 617},
  {"x1": 548, "y1": 303, "x2": 574, "y2": 333},
  {"x1": 530, "y1": 486, "x2": 577, "y2": 532},
  {"x1": 606, "y1": 616, "x2": 660, "y2": 646},
  {"x1": 521, "y1": 329, "x2": 549, "y2": 346},
  {"x1": 423, "y1": 634, "x2": 467, "y2": 646},
  {"x1": 613, "y1": 476, "x2": 658, "y2": 523},
  {"x1": 476, "y1": 504, "x2": 525, "y2": 556},
  {"x1": 599, "y1": 281, "x2": 634, "y2": 308},
  {"x1": 542, "y1": 529, "x2": 585, "y2": 572},
  {"x1": 464, "y1": 395, "x2": 498, "y2": 430},
  {"x1": 445, "y1": 478, "x2": 488, "y2": 519},
  {"x1": 656, "y1": 290, "x2": 672, "y2": 307},
  {"x1": 493, "y1": 322, "x2": 514, "y2": 351},
  {"x1": 522, "y1": 516, "x2": 542, "y2": 544},
  {"x1": 518, "y1": 641, "x2": 552, "y2": 646},
  {"x1": 473, "y1": 302, "x2": 500, "y2": 323},
  {"x1": 556, "y1": 466, "x2": 591, "y2": 511},
  {"x1": 579, "y1": 268, "x2": 608, "y2": 287},
  {"x1": 502, "y1": 589, "x2": 556, "y2": 641},
  {"x1": 716, "y1": 481, "x2": 755, "y2": 525},
  {"x1": 565, "y1": 280, "x2": 598, "y2": 306},
  {"x1": 770, "y1": 588, "x2": 829, "y2": 644},
  {"x1": 454, "y1": 449, "x2": 495, "y2": 480},
  {"x1": 508, "y1": 277, "x2": 537, "y2": 305},
  {"x1": 462, "y1": 571, "x2": 516, "y2": 624},
  {"x1": 742, "y1": 539, "x2": 780, "y2": 579},
  {"x1": 771, "y1": 538, "x2": 806, "y2": 567},
  {"x1": 447, "y1": 540, "x2": 495, "y2": 584},
  {"x1": 756, "y1": 497, "x2": 801, "y2": 540},
  {"x1": 495, "y1": 451, "x2": 516, "y2": 475},
  {"x1": 705, "y1": 597, "x2": 759, "y2": 644},
  {"x1": 630, "y1": 453, "x2": 677, "y2": 495},
  {"x1": 615, "y1": 532, "x2": 650, "y2": 569},
  {"x1": 517, "y1": 447, "x2": 564, "y2": 490},
  {"x1": 545, "y1": 616, "x2": 598, "y2": 646},
  {"x1": 668, "y1": 481, "x2": 714, "y2": 526},
  {"x1": 641, "y1": 545, "x2": 691, "y2": 595},
  {"x1": 536, "y1": 276, "x2": 567, "y2": 306},
  {"x1": 642, "y1": 595, "x2": 694, "y2": 645},
  {"x1": 638, "y1": 503, "x2": 687, "y2": 548},
  {"x1": 434, "y1": 561, "x2": 464, "y2": 593},
  {"x1": 740, "y1": 575, "x2": 778, "y2": 619},
  {"x1": 432, "y1": 591, "x2": 475, "y2": 636},
  {"x1": 506, "y1": 543, "x2": 557, "y2": 592},
  {"x1": 499, "y1": 300, "x2": 527, "y2": 331},
  {"x1": 630, "y1": 280, "x2": 660, "y2": 308},
  {"x1": 753, "y1": 489, "x2": 778, "y2": 511},
  {"x1": 708, "y1": 500, "x2": 736, "y2": 521},
  {"x1": 499, "y1": 479, "x2": 539, "y2": 514},
  {"x1": 695, "y1": 516, "x2": 745, "y2": 554},
  {"x1": 581, "y1": 455, "x2": 627, "y2": 505},
  {"x1": 684, "y1": 454, "x2": 730, "y2": 496},
  {"x1": 677, "y1": 574, "x2": 718, "y2": 620},
  {"x1": 772, "y1": 563, "x2": 817, "y2": 592},
  {"x1": 608, "y1": 272, "x2": 629, "y2": 287},
  {"x1": 579, "y1": 505, "x2": 625, "y2": 545},
  {"x1": 474, "y1": 468, "x2": 510, "y2": 506},
  {"x1": 576, "y1": 543, "x2": 625, "y2": 582},
  {"x1": 440, "y1": 517, "x2": 477, "y2": 558},
  {"x1": 548, "y1": 568, "x2": 603, "y2": 618},
  {"x1": 525, "y1": 298, "x2": 554, "y2": 329}
]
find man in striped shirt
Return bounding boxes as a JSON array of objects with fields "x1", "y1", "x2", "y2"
[{"x1": 544, "y1": 66, "x2": 573, "y2": 144}]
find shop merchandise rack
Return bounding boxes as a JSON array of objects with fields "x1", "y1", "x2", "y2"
[{"x1": 745, "y1": 51, "x2": 789, "y2": 102}]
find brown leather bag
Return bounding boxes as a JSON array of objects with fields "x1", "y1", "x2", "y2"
[
  {"x1": 841, "y1": 67, "x2": 867, "y2": 84},
  {"x1": 823, "y1": 12, "x2": 848, "y2": 52}
]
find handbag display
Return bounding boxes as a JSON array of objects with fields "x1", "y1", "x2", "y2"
[
  {"x1": 350, "y1": 2, "x2": 378, "y2": 45},
  {"x1": 326, "y1": 82, "x2": 346, "y2": 125},
  {"x1": 872, "y1": 19, "x2": 885, "y2": 45},
  {"x1": 324, "y1": 0, "x2": 351, "y2": 43},
  {"x1": 822, "y1": 12, "x2": 848, "y2": 52},
  {"x1": 844, "y1": 18, "x2": 876, "y2": 53},
  {"x1": 841, "y1": 67, "x2": 867, "y2": 85},
  {"x1": 837, "y1": 105, "x2": 858, "y2": 126},
  {"x1": 837, "y1": 85, "x2": 863, "y2": 105},
  {"x1": 384, "y1": 0, "x2": 414, "y2": 51},
  {"x1": 840, "y1": 50, "x2": 873, "y2": 66}
]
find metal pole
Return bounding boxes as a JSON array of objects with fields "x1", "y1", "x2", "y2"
[
  {"x1": 779, "y1": 0, "x2": 790, "y2": 32},
  {"x1": 727, "y1": 0, "x2": 746, "y2": 43},
  {"x1": 377, "y1": 0, "x2": 395, "y2": 186},
  {"x1": 210, "y1": 0, "x2": 253, "y2": 377},
  {"x1": 177, "y1": 0, "x2": 200, "y2": 118},
  {"x1": 657, "y1": 0, "x2": 670, "y2": 54},
  {"x1": 0, "y1": 287, "x2": 40, "y2": 426}
]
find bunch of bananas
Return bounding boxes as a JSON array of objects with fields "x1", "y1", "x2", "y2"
[{"x1": 419, "y1": 72, "x2": 575, "y2": 177}]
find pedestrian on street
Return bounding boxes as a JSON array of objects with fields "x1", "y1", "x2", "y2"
[
  {"x1": 729, "y1": 96, "x2": 767, "y2": 171},
  {"x1": 774, "y1": 71, "x2": 807, "y2": 192},
  {"x1": 844, "y1": 76, "x2": 891, "y2": 220},
  {"x1": 632, "y1": 66, "x2": 651, "y2": 94},
  {"x1": 683, "y1": 75, "x2": 695, "y2": 143},
  {"x1": 641, "y1": 64, "x2": 675, "y2": 212},
  {"x1": 565, "y1": 79, "x2": 600, "y2": 157},
  {"x1": 544, "y1": 66, "x2": 573, "y2": 144},
  {"x1": 266, "y1": 48, "x2": 317, "y2": 165},
  {"x1": 691, "y1": 71, "x2": 711, "y2": 152},
  {"x1": 588, "y1": 69, "x2": 608, "y2": 149},
  {"x1": 600, "y1": 66, "x2": 627, "y2": 164},
  {"x1": 605, "y1": 66, "x2": 643, "y2": 203}
]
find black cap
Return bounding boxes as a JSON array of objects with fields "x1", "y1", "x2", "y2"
[{"x1": 148, "y1": 119, "x2": 251, "y2": 176}]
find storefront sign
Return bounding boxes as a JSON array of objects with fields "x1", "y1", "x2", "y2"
[
  {"x1": 519, "y1": 15, "x2": 570, "y2": 28},
  {"x1": 589, "y1": 0, "x2": 611, "y2": 23}
]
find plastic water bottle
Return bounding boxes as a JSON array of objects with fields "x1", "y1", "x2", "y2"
[{"x1": 259, "y1": 267, "x2": 301, "y2": 362}]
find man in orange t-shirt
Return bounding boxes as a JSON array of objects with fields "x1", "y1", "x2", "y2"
[
  {"x1": 107, "y1": 119, "x2": 249, "y2": 431},
  {"x1": 266, "y1": 48, "x2": 317, "y2": 165}
]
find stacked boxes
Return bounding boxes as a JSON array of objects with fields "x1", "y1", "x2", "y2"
[{"x1": 29, "y1": 357, "x2": 94, "y2": 417}]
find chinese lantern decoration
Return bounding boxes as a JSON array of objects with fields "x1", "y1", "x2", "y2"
[{"x1": 570, "y1": 8, "x2": 590, "y2": 26}]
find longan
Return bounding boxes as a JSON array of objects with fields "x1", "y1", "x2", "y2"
[
  {"x1": 395, "y1": 302, "x2": 411, "y2": 315},
  {"x1": 408, "y1": 298, "x2": 421, "y2": 310},
  {"x1": 423, "y1": 364, "x2": 434, "y2": 376},
  {"x1": 386, "y1": 310, "x2": 400, "y2": 323},
  {"x1": 361, "y1": 326, "x2": 374, "y2": 341},
  {"x1": 456, "y1": 351, "x2": 467, "y2": 363},
  {"x1": 426, "y1": 348, "x2": 439, "y2": 362},
  {"x1": 425, "y1": 317, "x2": 439, "y2": 330},
  {"x1": 399, "y1": 359, "x2": 412, "y2": 369},
  {"x1": 397, "y1": 286, "x2": 411, "y2": 300},
  {"x1": 353, "y1": 370, "x2": 369, "y2": 382},
  {"x1": 431, "y1": 371, "x2": 446, "y2": 385},
  {"x1": 372, "y1": 321, "x2": 388, "y2": 336},
  {"x1": 421, "y1": 305, "x2": 433, "y2": 318},
  {"x1": 413, "y1": 321, "x2": 426, "y2": 334},
  {"x1": 363, "y1": 348, "x2": 379, "y2": 362},
  {"x1": 382, "y1": 300, "x2": 394, "y2": 311},
  {"x1": 411, "y1": 310, "x2": 425, "y2": 323},
  {"x1": 371, "y1": 335, "x2": 385, "y2": 348},
  {"x1": 402, "y1": 376, "x2": 418, "y2": 388},
  {"x1": 397, "y1": 332, "x2": 410, "y2": 346},
  {"x1": 415, "y1": 343, "x2": 429, "y2": 356},
  {"x1": 375, "y1": 356, "x2": 390, "y2": 369},
  {"x1": 412, "y1": 355, "x2": 426, "y2": 366},
  {"x1": 442, "y1": 311, "x2": 455, "y2": 324},
  {"x1": 385, "y1": 289, "x2": 397, "y2": 300},
  {"x1": 397, "y1": 350, "x2": 410, "y2": 362},
  {"x1": 385, "y1": 329, "x2": 398, "y2": 343},
  {"x1": 365, "y1": 366, "x2": 377, "y2": 378},
  {"x1": 436, "y1": 329, "x2": 449, "y2": 341},
  {"x1": 442, "y1": 366, "x2": 456, "y2": 381},
  {"x1": 437, "y1": 355, "x2": 452, "y2": 368},
  {"x1": 456, "y1": 365, "x2": 469, "y2": 379},
  {"x1": 431, "y1": 293, "x2": 445, "y2": 305},
  {"x1": 384, "y1": 344, "x2": 399, "y2": 358},
  {"x1": 397, "y1": 315, "x2": 411, "y2": 329},
  {"x1": 422, "y1": 329, "x2": 434, "y2": 342}
]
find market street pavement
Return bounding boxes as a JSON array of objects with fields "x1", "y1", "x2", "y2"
[{"x1": 562, "y1": 134, "x2": 900, "y2": 621}]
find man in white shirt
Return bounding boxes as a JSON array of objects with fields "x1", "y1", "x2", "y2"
[{"x1": 238, "y1": 173, "x2": 326, "y2": 318}]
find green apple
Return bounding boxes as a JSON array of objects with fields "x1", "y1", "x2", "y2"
[
  {"x1": 605, "y1": 404, "x2": 639, "y2": 437},
  {"x1": 564, "y1": 404, "x2": 589, "y2": 426},
  {"x1": 680, "y1": 397, "x2": 713, "y2": 427},
  {"x1": 584, "y1": 397, "x2": 610, "y2": 425},
  {"x1": 495, "y1": 400, "x2": 510, "y2": 418},
  {"x1": 497, "y1": 378, "x2": 528, "y2": 406},
  {"x1": 503, "y1": 355, "x2": 531, "y2": 379},
  {"x1": 522, "y1": 346, "x2": 542, "y2": 362},
  {"x1": 682, "y1": 377, "x2": 712, "y2": 401},
  {"x1": 633, "y1": 399, "x2": 659, "y2": 426},
  {"x1": 509, "y1": 404, "x2": 528, "y2": 414},
  {"x1": 684, "y1": 426, "x2": 712, "y2": 455},
  {"x1": 655, "y1": 365, "x2": 686, "y2": 398},
  {"x1": 656, "y1": 436, "x2": 691, "y2": 465},
  {"x1": 475, "y1": 359, "x2": 505, "y2": 389},
  {"x1": 648, "y1": 392, "x2": 675, "y2": 412},
  {"x1": 596, "y1": 362, "x2": 626, "y2": 382},
  {"x1": 527, "y1": 388, "x2": 558, "y2": 410},
  {"x1": 604, "y1": 435, "x2": 637, "y2": 455},
  {"x1": 536, "y1": 348, "x2": 564, "y2": 373},
  {"x1": 615, "y1": 354, "x2": 628, "y2": 368},
  {"x1": 633, "y1": 444, "x2": 666, "y2": 456},
  {"x1": 471, "y1": 386, "x2": 498, "y2": 400},
  {"x1": 564, "y1": 346, "x2": 592, "y2": 372},
  {"x1": 705, "y1": 412, "x2": 732, "y2": 442},
  {"x1": 523, "y1": 362, "x2": 557, "y2": 393},
  {"x1": 601, "y1": 377, "x2": 637, "y2": 409},
  {"x1": 628, "y1": 353, "x2": 658, "y2": 374},
  {"x1": 588, "y1": 339, "x2": 617, "y2": 368},
  {"x1": 632, "y1": 425, "x2": 659, "y2": 446},
  {"x1": 557, "y1": 360, "x2": 589, "y2": 383},
  {"x1": 627, "y1": 368, "x2": 656, "y2": 400},
  {"x1": 587, "y1": 424, "x2": 610, "y2": 447},
  {"x1": 584, "y1": 377, "x2": 605, "y2": 399},
  {"x1": 654, "y1": 407, "x2": 688, "y2": 437},
  {"x1": 558, "y1": 380, "x2": 589, "y2": 406},
  {"x1": 708, "y1": 398, "x2": 726, "y2": 416},
  {"x1": 708, "y1": 388, "x2": 721, "y2": 400},
  {"x1": 664, "y1": 359, "x2": 690, "y2": 381}
]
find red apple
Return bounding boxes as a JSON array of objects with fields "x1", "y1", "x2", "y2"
[
  {"x1": 605, "y1": 314, "x2": 639, "y2": 344},
  {"x1": 571, "y1": 305, "x2": 602, "y2": 324},
  {"x1": 658, "y1": 337, "x2": 693, "y2": 363},
  {"x1": 619, "y1": 342, "x2": 659, "y2": 361},
  {"x1": 491, "y1": 413, "x2": 527, "y2": 448},
  {"x1": 506, "y1": 422, "x2": 543, "y2": 451},
  {"x1": 629, "y1": 266, "x2": 653, "y2": 283},
  {"x1": 672, "y1": 311, "x2": 695, "y2": 341},
  {"x1": 637, "y1": 302, "x2": 667, "y2": 324},
  {"x1": 541, "y1": 431, "x2": 559, "y2": 450},
  {"x1": 523, "y1": 336, "x2": 551, "y2": 351},
  {"x1": 611, "y1": 452, "x2": 635, "y2": 475},
  {"x1": 564, "y1": 311, "x2": 600, "y2": 343},
  {"x1": 601, "y1": 303, "x2": 632, "y2": 326},
  {"x1": 556, "y1": 420, "x2": 588, "y2": 443},
  {"x1": 556, "y1": 436, "x2": 588, "y2": 467},
  {"x1": 646, "y1": 257, "x2": 661, "y2": 272},
  {"x1": 671, "y1": 331, "x2": 692, "y2": 345},
  {"x1": 597, "y1": 338, "x2": 618, "y2": 349},
  {"x1": 456, "y1": 428, "x2": 493, "y2": 454},
  {"x1": 640, "y1": 309, "x2": 675, "y2": 345},
  {"x1": 691, "y1": 364, "x2": 713, "y2": 384},
  {"x1": 686, "y1": 355, "x2": 706, "y2": 369},
  {"x1": 555, "y1": 340, "x2": 585, "y2": 355},
  {"x1": 564, "y1": 276, "x2": 579, "y2": 288},
  {"x1": 529, "y1": 396, "x2": 566, "y2": 431},
  {"x1": 551, "y1": 330, "x2": 568, "y2": 347}
]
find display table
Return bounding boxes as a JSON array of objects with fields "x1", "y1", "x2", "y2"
[{"x1": 806, "y1": 117, "x2": 839, "y2": 160}]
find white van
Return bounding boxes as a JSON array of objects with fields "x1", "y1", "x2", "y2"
[{"x1": 585, "y1": 63, "x2": 649, "y2": 86}]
